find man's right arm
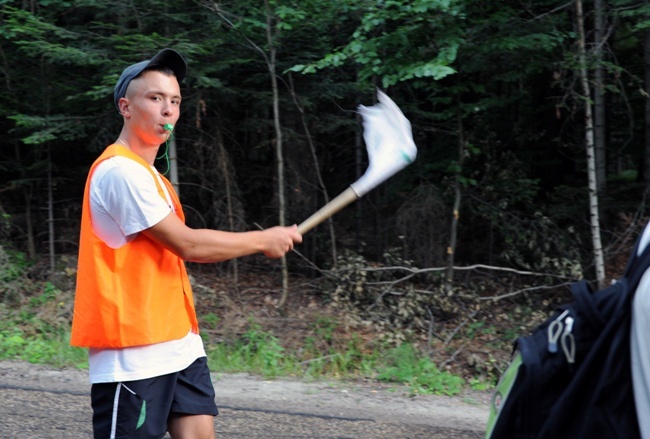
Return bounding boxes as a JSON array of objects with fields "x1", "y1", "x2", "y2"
[{"x1": 141, "y1": 211, "x2": 302, "y2": 263}]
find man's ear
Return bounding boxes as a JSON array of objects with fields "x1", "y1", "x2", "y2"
[{"x1": 118, "y1": 98, "x2": 130, "y2": 117}]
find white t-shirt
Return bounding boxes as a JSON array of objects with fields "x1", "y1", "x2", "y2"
[{"x1": 87, "y1": 156, "x2": 205, "y2": 384}]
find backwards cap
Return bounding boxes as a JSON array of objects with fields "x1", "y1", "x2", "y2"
[{"x1": 113, "y1": 48, "x2": 187, "y2": 111}]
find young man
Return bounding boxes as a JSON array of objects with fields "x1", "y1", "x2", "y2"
[{"x1": 71, "y1": 48, "x2": 302, "y2": 439}]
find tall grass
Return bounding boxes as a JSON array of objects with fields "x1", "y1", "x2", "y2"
[
  {"x1": 205, "y1": 319, "x2": 465, "y2": 396},
  {"x1": 0, "y1": 288, "x2": 88, "y2": 369}
]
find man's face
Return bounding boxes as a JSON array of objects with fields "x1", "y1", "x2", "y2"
[{"x1": 123, "y1": 70, "x2": 182, "y2": 146}]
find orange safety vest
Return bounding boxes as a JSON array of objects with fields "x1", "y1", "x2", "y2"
[{"x1": 70, "y1": 144, "x2": 199, "y2": 348}]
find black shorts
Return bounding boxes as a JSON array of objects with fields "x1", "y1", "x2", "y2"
[{"x1": 90, "y1": 357, "x2": 219, "y2": 439}]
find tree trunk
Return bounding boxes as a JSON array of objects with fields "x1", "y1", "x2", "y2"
[
  {"x1": 355, "y1": 111, "x2": 363, "y2": 254},
  {"x1": 47, "y1": 146, "x2": 55, "y2": 275},
  {"x1": 220, "y1": 127, "x2": 239, "y2": 285},
  {"x1": 445, "y1": 100, "x2": 465, "y2": 295},
  {"x1": 263, "y1": 1, "x2": 290, "y2": 309},
  {"x1": 644, "y1": 6, "x2": 650, "y2": 194},
  {"x1": 210, "y1": 1, "x2": 290, "y2": 306},
  {"x1": 14, "y1": 140, "x2": 37, "y2": 260},
  {"x1": 287, "y1": 75, "x2": 338, "y2": 267},
  {"x1": 593, "y1": 0, "x2": 607, "y2": 196},
  {"x1": 576, "y1": 0, "x2": 606, "y2": 287}
]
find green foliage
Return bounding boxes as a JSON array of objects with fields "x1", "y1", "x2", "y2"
[
  {"x1": 376, "y1": 344, "x2": 464, "y2": 396},
  {"x1": 0, "y1": 246, "x2": 34, "y2": 304},
  {"x1": 9, "y1": 114, "x2": 93, "y2": 144},
  {"x1": 207, "y1": 321, "x2": 296, "y2": 378},
  {"x1": 0, "y1": 247, "x2": 77, "y2": 366},
  {"x1": 1, "y1": 0, "x2": 647, "y2": 275},
  {"x1": 274, "y1": 4, "x2": 307, "y2": 30},
  {"x1": 289, "y1": 0, "x2": 464, "y2": 87},
  {"x1": 201, "y1": 312, "x2": 220, "y2": 330},
  {"x1": 300, "y1": 317, "x2": 377, "y2": 378},
  {"x1": 0, "y1": 327, "x2": 85, "y2": 367},
  {"x1": 458, "y1": 146, "x2": 585, "y2": 274},
  {"x1": 206, "y1": 319, "x2": 376, "y2": 380},
  {"x1": 465, "y1": 321, "x2": 494, "y2": 340},
  {"x1": 0, "y1": 280, "x2": 87, "y2": 368},
  {"x1": 499, "y1": 212, "x2": 583, "y2": 276},
  {"x1": 0, "y1": 246, "x2": 29, "y2": 283},
  {"x1": 614, "y1": 1, "x2": 650, "y2": 32},
  {"x1": 240, "y1": 322, "x2": 286, "y2": 373},
  {"x1": 205, "y1": 316, "x2": 463, "y2": 396}
]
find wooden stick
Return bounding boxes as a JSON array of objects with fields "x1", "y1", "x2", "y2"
[{"x1": 297, "y1": 187, "x2": 359, "y2": 235}]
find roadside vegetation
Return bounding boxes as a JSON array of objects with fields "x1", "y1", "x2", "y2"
[
  {"x1": 0, "y1": 245, "x2": 486, "y2": 397},
  {"x1": 1, "y1": 241, "x2": 602, "y2": 398}
]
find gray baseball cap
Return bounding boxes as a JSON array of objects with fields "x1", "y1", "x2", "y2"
[{"x1": 113, "y1": 48, "x2": 187, "y2": 111}]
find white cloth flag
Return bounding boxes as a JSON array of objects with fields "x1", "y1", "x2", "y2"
[
  {"x1": 296, "y1": 90, "x2": 417, "y2": 234},
  {"x1": 351, "y1": 90, "x2": 418, "y2": 197}
]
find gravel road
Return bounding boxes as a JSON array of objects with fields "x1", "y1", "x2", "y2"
[{"x1": 0, "y1": 360, "x2": 489, "y2": 438}]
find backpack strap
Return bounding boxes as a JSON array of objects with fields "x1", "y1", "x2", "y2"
[{"x1": 623, "y1": 228, "x2": 650, "y2": 291}]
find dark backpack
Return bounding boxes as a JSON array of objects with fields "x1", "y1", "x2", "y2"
[{"x1": 485, "y1": 236, "x2": 650, "y2": 439}]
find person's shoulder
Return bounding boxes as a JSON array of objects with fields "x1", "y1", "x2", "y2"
[
  {"x1": 97, "y1": 155, "x2": 149, "y2": 171},
  {"x1": 93, "y1": 156, "x2": 154, "y2": 185}
]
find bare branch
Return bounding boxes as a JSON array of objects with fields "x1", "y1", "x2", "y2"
[{"x1": 479, "y1": 281, "x2": 575, "y2": 301}]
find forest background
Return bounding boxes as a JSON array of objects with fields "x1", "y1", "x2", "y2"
[{"x1": 2, "y1": 0, "x2": 650, "y2": 393}]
